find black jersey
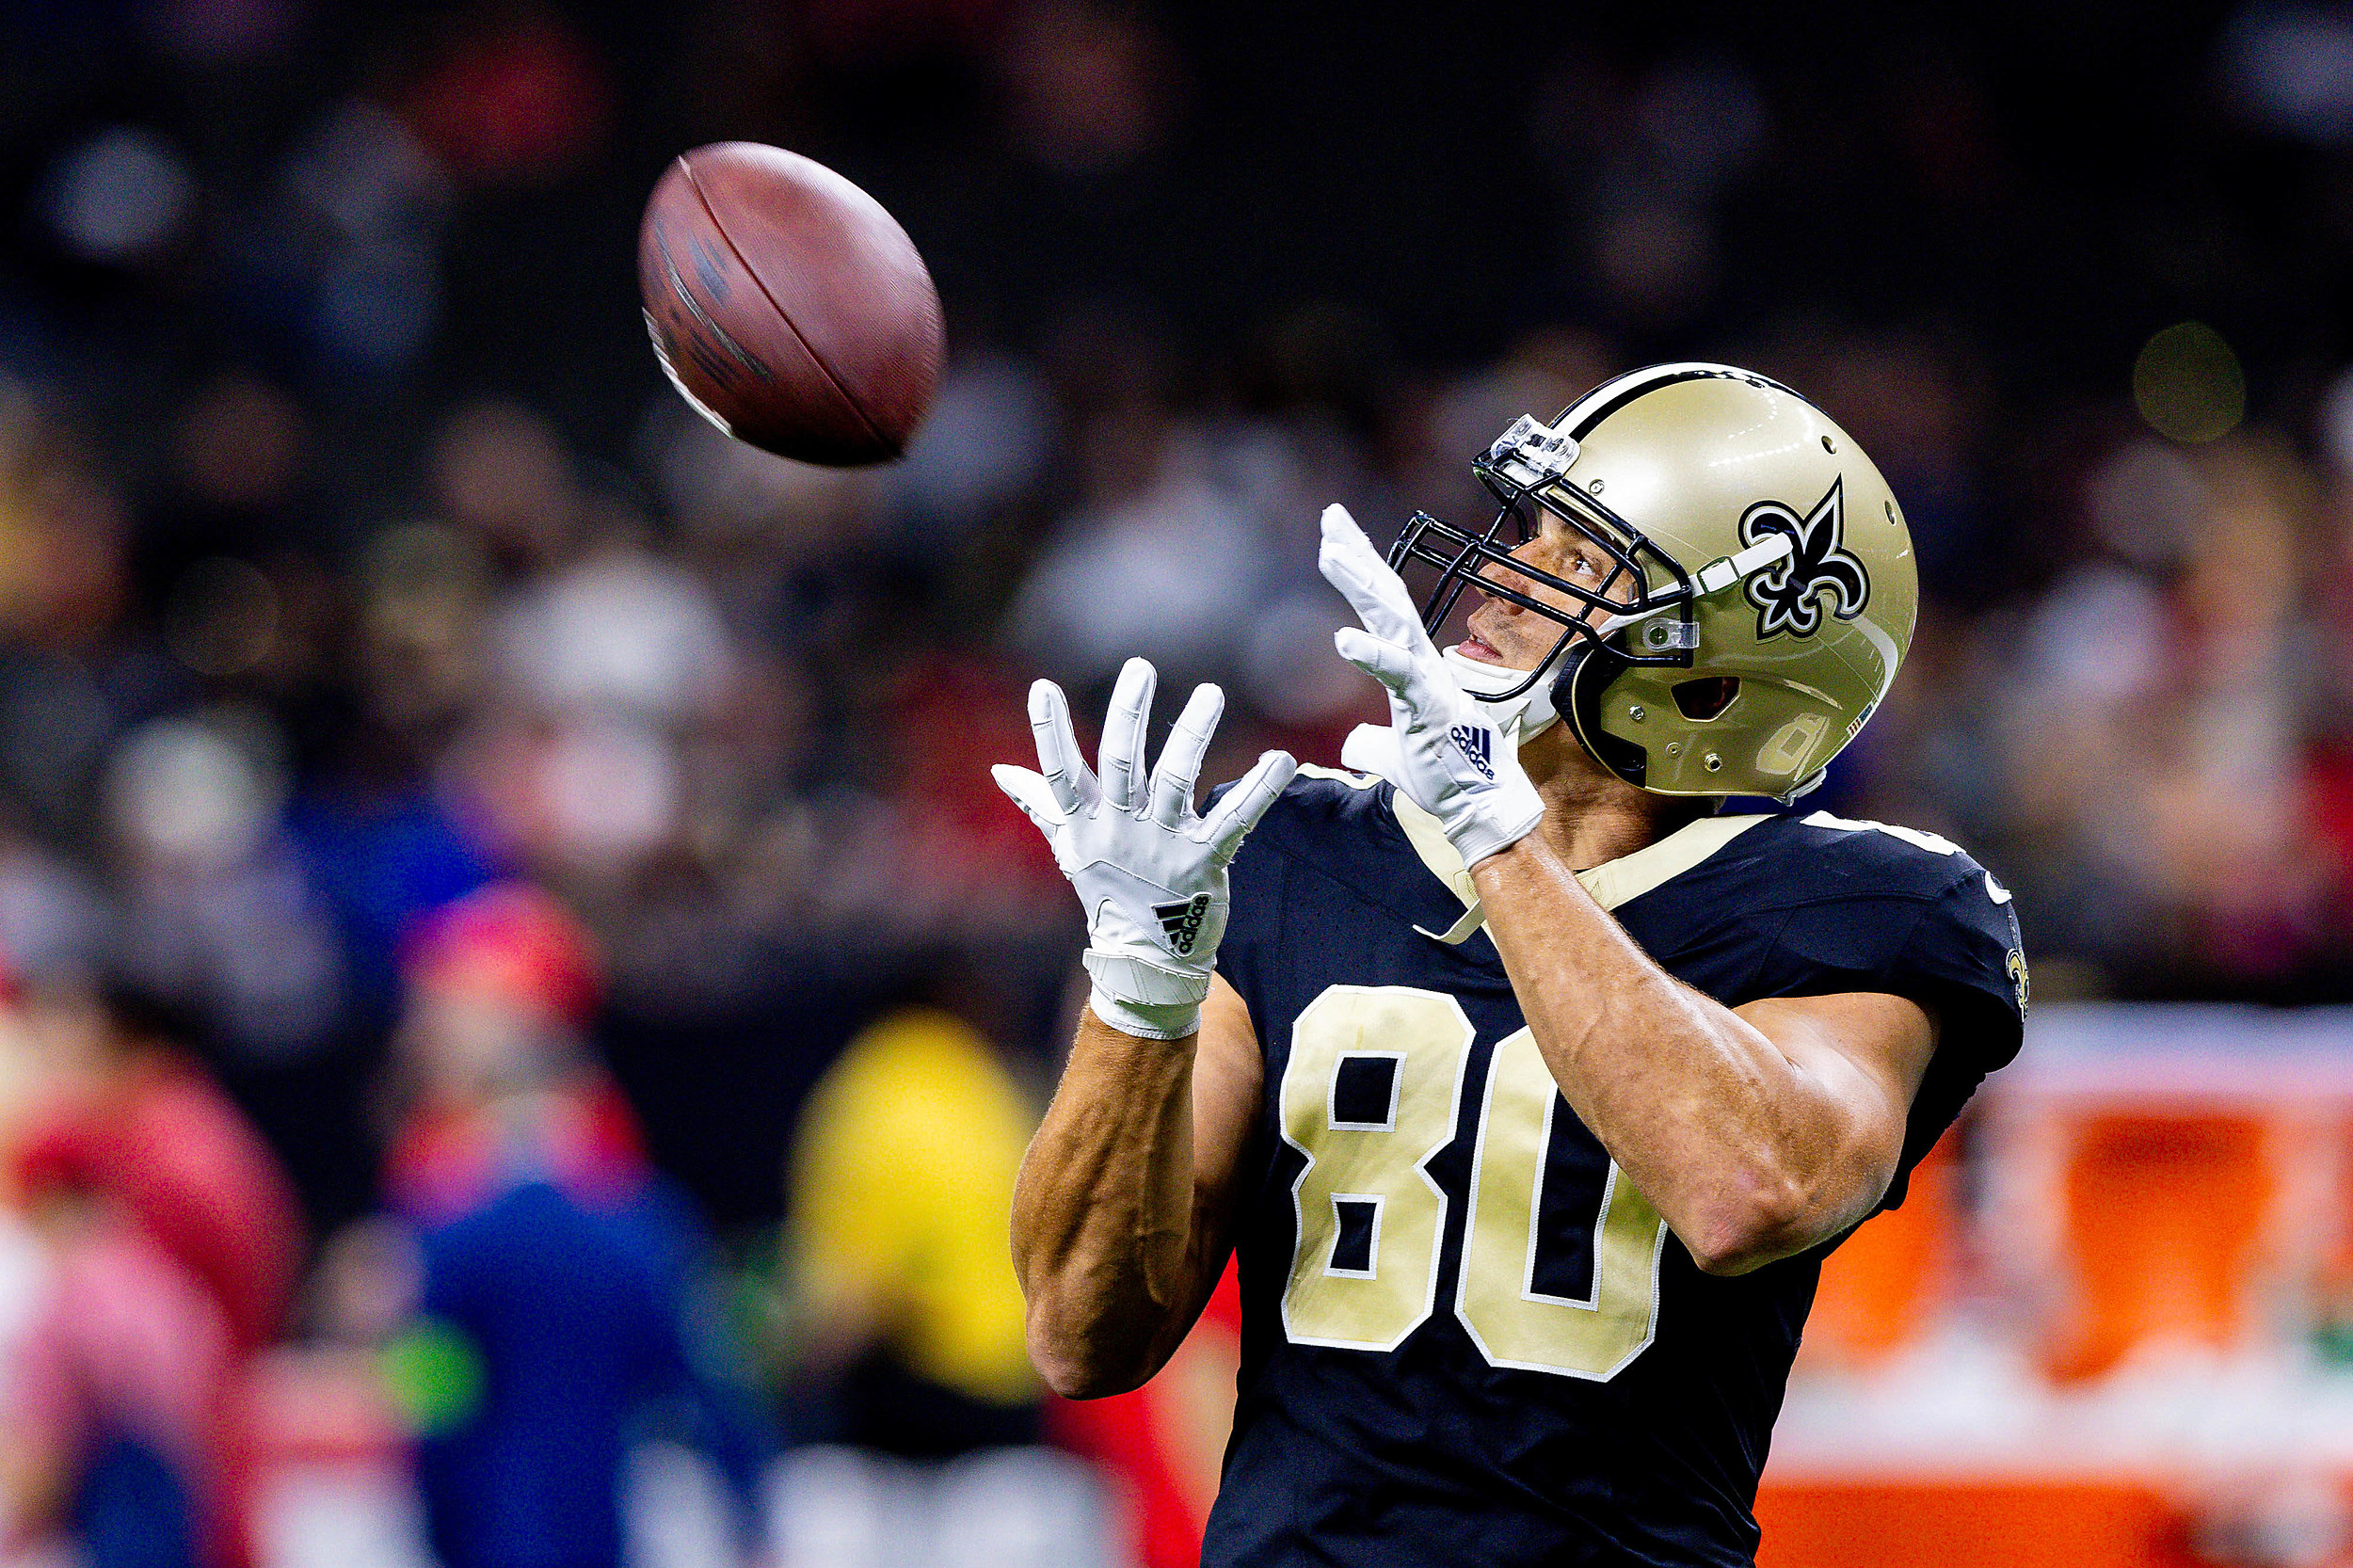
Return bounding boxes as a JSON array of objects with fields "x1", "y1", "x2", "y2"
[{"x1": 1203, "y1": 768, "x2": 2026, "y2": 1568}]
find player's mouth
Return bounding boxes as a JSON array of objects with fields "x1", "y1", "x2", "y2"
[{"x1": 1454, "y1": 632, "x2": 1507, "y2": 664}]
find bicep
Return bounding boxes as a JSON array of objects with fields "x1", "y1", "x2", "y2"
[{"x1": 1732, "y1": 990, "x2": 1940, "y2": 1220}]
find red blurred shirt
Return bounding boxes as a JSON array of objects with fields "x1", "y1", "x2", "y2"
[
  {"x1": 22, "y1": 1057, "x2": 304, "y2": 1355},
  {"x1": 1050, "y1": 1263, "x2": 1244, "y2": 1568}
]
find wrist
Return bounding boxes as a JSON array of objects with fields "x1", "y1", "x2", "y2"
[
  {"x1": 1081, "y1": 949, "x2": 1211, "y2": 1041},
  {"x1": 1442, "y1": 777, "x2": 1545, "y2": 869},
  {"x1": 1085, "y1": 991, "x2": 1202, "y2": 1041}
]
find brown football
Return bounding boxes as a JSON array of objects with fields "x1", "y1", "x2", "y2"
[{"x1": 638, "y1": 142, "x2": 943, "y2": 466}]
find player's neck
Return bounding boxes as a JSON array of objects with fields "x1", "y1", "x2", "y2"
[{"x1": 1518, "y1": 725, "x2": 1708, "y2": 872}]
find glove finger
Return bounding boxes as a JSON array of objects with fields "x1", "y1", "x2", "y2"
[
  {"x1": 1317, "y1": 505, "x2": 1403, "y2": 616},
  {"x1": 991, "y1": 764, "x2": 1065, "y2": 836},
  {"x1": 1334, "y1": 627, "x2": 1417, "y2": 694},
  {"x1": 1098, "y1": 657, "x2": 1157, "y2": 813},
  {"x1": 1202, "y1": 750, "x2": 1299, "y2": 864},
  {"x1": 1149, "y1": 682, "x2": 1224, "y2": 829},
  {"x1": 1028, "y1": 680, "x2": 1097, "y2": 813},
  {"x1": 1318, "y1": 504, "x2": 1426, "y2": 646}
]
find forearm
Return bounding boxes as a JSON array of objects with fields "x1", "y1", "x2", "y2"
[
  {"x1": 1011, "y1": 1006, "x2": 1216, "y2": 1396},
  {"x1": 1470, "y1": 838, "x2": 1890, "y2": 1272}
]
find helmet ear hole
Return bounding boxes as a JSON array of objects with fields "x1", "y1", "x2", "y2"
[{"x1": 1672, "y1": 677, "x2": 1740, "y2": 721}]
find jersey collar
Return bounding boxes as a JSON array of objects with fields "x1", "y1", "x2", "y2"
[{"x1": 1387, "y1": 793, "x2": 1773, "y2": 944}]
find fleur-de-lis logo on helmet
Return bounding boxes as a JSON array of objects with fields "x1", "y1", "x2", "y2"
[{"x1": 1737, "y1": 477, "x2": 1871, "y2": 639}]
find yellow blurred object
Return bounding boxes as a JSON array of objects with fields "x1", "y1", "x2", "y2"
[{"x1": 788, "y1": 1008, "x2": 1038, "y2": 1405}]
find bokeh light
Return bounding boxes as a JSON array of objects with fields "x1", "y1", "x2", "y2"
[
  {"x1": 42, "y1": 125, "x2": 194, "y2": 265},
  {"x1": 2132, "y1": 321, "x2": 2247, "y2": 442},
  {"x1": 165, "y1": 556, "x2": 279, "y2": 677}
]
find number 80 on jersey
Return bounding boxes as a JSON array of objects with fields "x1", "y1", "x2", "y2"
[{"x1": 1278, "y1": 985, "x2": 1669, "y2": 1382}]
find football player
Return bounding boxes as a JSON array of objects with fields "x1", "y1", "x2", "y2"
[{"x1": 1000, "y1": 364, "x2": 2026, "y2": 1566}]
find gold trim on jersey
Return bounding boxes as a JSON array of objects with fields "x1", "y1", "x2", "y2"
[{"x1": 1386, "y1": 794, "x2": 1773, "y2": 939}]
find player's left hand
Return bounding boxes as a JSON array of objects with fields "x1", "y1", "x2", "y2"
[
  {"x1": 994, "y1": 658, "x2": 1296, "y2": 1040},
  {"x1": 1319, "y1": 504, "x2": 1545, "y2": 867}
]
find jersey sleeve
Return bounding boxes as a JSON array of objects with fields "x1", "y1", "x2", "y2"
[{"x1": 1757, "y1": 861, "x2": 2027, "y2": 1211}]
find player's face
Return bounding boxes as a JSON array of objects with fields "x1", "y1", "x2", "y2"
[{"x1": 1454, "y1": 509, "x2": 1631, "y2": 670}]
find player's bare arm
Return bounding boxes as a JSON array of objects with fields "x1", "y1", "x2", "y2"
[
  {"x1": 995, "y1": 662, "x2": 1292, "y2": 1398},
  {"x1": 1011, "y1": 977, "x2": 1260, "y2": 1397},
  {"x1": 1469, "y1": 836, "x2": 1938, "y2": 1274}
]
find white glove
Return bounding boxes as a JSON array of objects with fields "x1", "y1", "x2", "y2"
[
  {"x1": 1318, "y1": 504, "x2": 1546, "y2": 868},
  {"x1": 994, "y1": 658, "x2": 1297, "y2": 1040}
]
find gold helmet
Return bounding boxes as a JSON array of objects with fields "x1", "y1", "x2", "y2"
[{"x1": 1390, "y1": 363, "x2": 1918, "y2": 800}]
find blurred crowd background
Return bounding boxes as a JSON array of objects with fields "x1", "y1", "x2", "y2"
[{"x1": 2, "y1": 0, "x2": 2353, "y2": 1564}]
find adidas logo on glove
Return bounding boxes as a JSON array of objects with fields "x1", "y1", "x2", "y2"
[
  {"x1": 1154, "y1": 893, "x2": 1214, "y2": 955},
  {"x1": 1449, "y1": 724, "x2": 1497, "y2": 781}
]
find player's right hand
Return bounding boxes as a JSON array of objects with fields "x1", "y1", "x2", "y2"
[{"x1": 993, "y1": 658, "x2": 1296, "y2": 1040}]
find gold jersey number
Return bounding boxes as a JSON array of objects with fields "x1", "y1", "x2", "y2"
[{"x1": 1278, "y1": 985, "x2": 1667, "y2": 1381}]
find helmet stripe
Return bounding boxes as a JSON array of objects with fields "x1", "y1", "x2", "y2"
[{"x1": 1558, "y1": 362, "x2": 1801, "y2": 440}]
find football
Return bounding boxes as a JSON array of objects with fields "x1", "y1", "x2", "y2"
[{"x1": 638, "y1": 142, "x2": 943, "y2": 466}]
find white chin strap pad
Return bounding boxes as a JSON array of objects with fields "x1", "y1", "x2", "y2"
[
  {"x1": 1339, "y1": 648, "x2": 1561, "y2": 787},
  {"x1": 1440, "y1": 647, "x2": 1561, "y2": 743}
]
